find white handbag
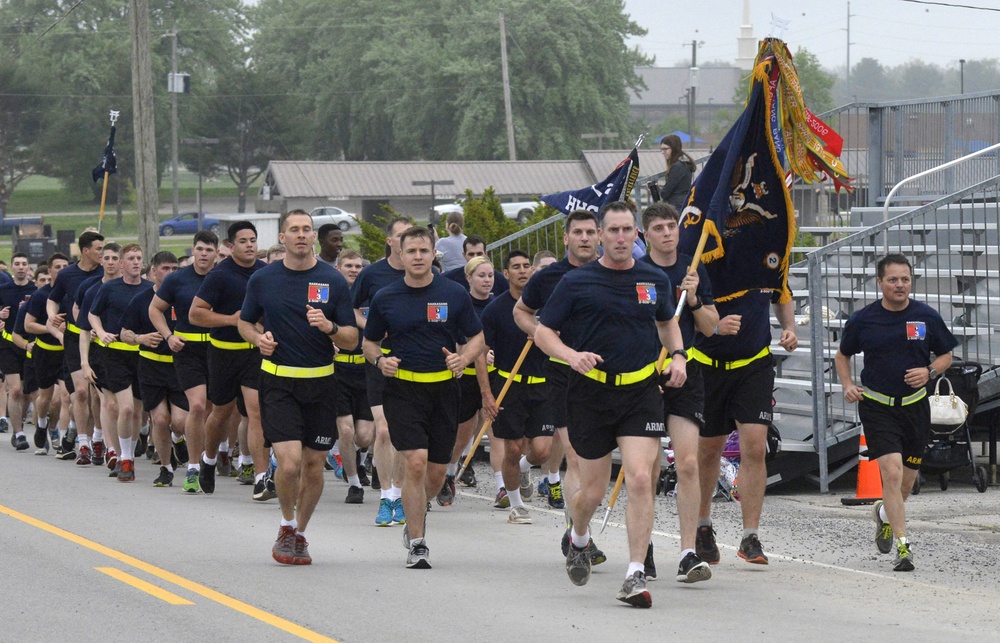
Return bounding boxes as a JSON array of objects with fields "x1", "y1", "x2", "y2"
[{"x1": 929, "y1": 376, "x2": 969, "y2": 426}]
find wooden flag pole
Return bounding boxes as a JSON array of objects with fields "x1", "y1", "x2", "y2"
[
  {"x1": 456, "y1": 339, "x2": 533, "y2": 480},
  {"x1": 97, "y1": 171, "x2": 110, "y2": 234}
]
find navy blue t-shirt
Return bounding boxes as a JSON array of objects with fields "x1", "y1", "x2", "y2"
[
  {"x1": 0, "y1": 281, "x2": 36, "y2": 346},
  {"x1": 640, "y1": 254, "x2": 714, "y2": 348},
  {"x1": 443, "y1": 266, "x2": 510, "y2": 297},
  {"x1": 840, "y1": 299, "x2": 959, "y2": 398},
  {"x1": 48, "y1": 262, "x2": 101, "y2": 324},
  {"x1": 481, "y1": 291, "x2": 547, "y2": 378},
  {"x1": 693, "y1": 289, "x2": 776, "y2": 361},
  {"x1": 364, "y1": 274, "x2": 483, "y2": 373},
  {"x1": 76, "y1": 279, "x2": 106, "y2": 333},
  {"x1": 520, "y1": 258, "x2": 576, "y2": 312},
  {"x1": 90, "y1": 278, "x2": 153, "y2": 336},
  {"x1": 121, "y1": 287, "x2": 172, "y2": 357},
  {"x1": 25, "y1": 285, "x2": 56, "y2": 345},
  {"x1": 241, "y1": 261, "x2": 356, "y2": 369},
  {"x1": 155, "y1": 265, "x2": 210, "y2": 334},
  {"x1": 539, "y1": 261, "x2": 675, "y2": 374},
  {"x1": 195, "y1": 257, "x2": 266, "y2": 343},
  {"x1": 13, "y1": 299, "x2": 30, "y2": 343},
  {"x1": 352, "y1": 259, "x2": 406, "y2": 350}
]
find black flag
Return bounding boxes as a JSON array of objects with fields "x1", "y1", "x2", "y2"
[{"x1": 92, "y1": 126, "x2": 117, "y2": 182}]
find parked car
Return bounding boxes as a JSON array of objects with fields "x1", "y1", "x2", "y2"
[
  {"x1": 309, "y1": 207, "x2": 358, "y2": 232},
  {"x1": 433, "y1": 201, "x2": 540, "y2": 223},
  {"x1": 159, "y1": 212, "x2": 220, "y2": 236}
]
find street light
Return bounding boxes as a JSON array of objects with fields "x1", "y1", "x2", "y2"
[
  {"x1": 412, "y1": 179, "x2": 454, "y2": 224},
  {"x1": 181, "y1": 136, "x2": 219, "y2": 231},
  {"x1": 960, "y1": 59, "x2": 966, "y2": 94}
]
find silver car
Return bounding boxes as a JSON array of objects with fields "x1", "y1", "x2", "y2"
[{"x1": 309, "y1": 206, "x2": 358, "y2": 231}]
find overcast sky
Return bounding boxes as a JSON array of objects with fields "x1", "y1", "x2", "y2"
[{"x1": 622, "y1": 0, "x2": 1000, "y2": 73}]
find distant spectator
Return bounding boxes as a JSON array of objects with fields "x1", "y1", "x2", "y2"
[
  {"x1": 317, "y1": 224, "x2": 343, "y2": 266},
  {"x1": 651, "y1": 134, "x2": 697, "y2": 212},
  {"x1": 435, "y1": 212, "x2": 467, "y2": 272},
  {"x1": 442, "y1": 234, "x2": 509, "y2": 296}
]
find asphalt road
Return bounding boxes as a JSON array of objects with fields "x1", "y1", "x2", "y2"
[{"x1": 1, "y1": 439, "x2": 998, "y2": 643}]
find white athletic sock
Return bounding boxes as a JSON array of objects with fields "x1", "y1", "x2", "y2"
[
  {"x1": 218, "y1": 439, "x2": 229, "y2": 452},
  {"x1": 68, "y1": 419, "x2": 77, "y2": 431},
  {"x1": 331, "y1": 440, "x2": 340, "y2": 456},
  {"x1": 59, "y1": 428, "x2": 67, "y2": 440},
  {"x1": 140, "y1": 423, "x2": 150, "y2": 436},
  {"x1": 347, "y1": 475, "x2": 361, "y2": 487},
  {"x1": 78, "y1": 435, "x2": 90, "y2": 449},
  {"x1": 446, "y1": 462, "x2": 459, "y2": 476},
  {"x1": 879, "y1": 504, "x2": 888, "y2": 522},
  {"x1": 494, "y1": 471, "x2": 504, "y2": 489},
  {"x1": 15, "y1": 431, "x2": 25, "y2": 438},
  {"x1": 280, "y1": 518, "x2": 297, "y2": 529},
  {"x1": 519, "y1": 455, "x2": 530, "y2": 473},
  {"x1": 93, "y1": 428, "x2": 104, "y2": 441},
  {"x1": 680, "y1": 548, "x2": 694, "y2": 559},
  {"x1": 203, "y1": 454, "x2": 217, "y2": 466},
  {"x1": 189, "y1": 463, "x2": 200, "y2": 472},
  {"x1": 389, "y1": 485, "x2": 402, "y2": 501},
  {"x1": 742, "y1": 528, "x2": 758, "y2": 540},
  {"x1": 626, "y1": 562, "x2": 644, "y2": 578},
  {"x1": 37, "y1": 417, "x2": 48, "y2": 430},
  {"x1": 119, "y1": 437, "x2": 134, "y2": 461},
  {"x1": 164, "y1": 464, "x2": 174, "y2": 473},
  {"x1": 698, "y1": 517, "x2": 712, "y2": 528},
  {"x1": 380, "y1": 489, "x2": 392, "y2": 500},
  {"x1": 508, "y1": 487, "x2": 523, "y2": 508},
  {"x1": 171, "y1": 432, "x2": 183, "y2": 444},
  {"x1": 239, "y1": 454, "x2": 253, "y2": 466},
  {"x1": 570, "y1": 528, "x2": 591, "y2": 549},
  {"x1": 547, "y1": 470, "x2": 561, "y2": 484},
  {"x1": 297, "y1": 530, "x2": 306, "y2": 540},
  {"x1": 254, "y1": 472, "x2": 264, "y2": 483}
]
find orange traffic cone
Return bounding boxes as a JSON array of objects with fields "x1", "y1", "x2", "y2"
[{"x1": 841, "y1": 432, "x2": 883, "y2": 505}]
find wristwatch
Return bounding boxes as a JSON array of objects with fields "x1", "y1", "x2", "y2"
[
  {"x1": 669, "y1": 349, "x2": 688, "y2": 360},
  {"x1": 928, "y1": 366, "x2": 939, "y2": 379},
  {"x1": 373, "y1": 354, "x2": 383, "y2": 367}
]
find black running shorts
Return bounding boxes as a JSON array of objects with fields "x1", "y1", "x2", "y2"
[
  {"x1": 207, "y1": 346, "x2": 260, "y2": 406},
  {"x1": 33, "y1": 345, "x2": 64, "y2": 390},
  {"x1": 699, "y1": 355, "x2": 775, "y2": 438},
  {"x1": 138, "y1": 357, "x2": 189, "y2": 413},
  {"x1": 0, "y1": 343, "x2": 25, "y2": 377},
  {"x1": 260, "y1": 371, "x2": 338, "y2": 450},
  {"x1": 545, "y1": 359, "x2": 570, "y2": 428},
  {"x1": 62, "y1": 330, "x2": 82, "y2": 374},
  {"x1": 457, "y1": 371, "x2": 483, "y2": 424},
  {"x1": 858, "y1": 397, "x2": 931, "y2": 470},
  {"x1": 661, "y1": 360, "x2": 705, "y2": 428},
  {"x1": 101, "y1": 348, "x2": 140, "y2": 398},
  {"x1": 174, "y1": 341, "x2": 209, "y2": 391},
  {"x1": 336, "y1": 368, "x2": 373, "y2": 421},
  {"x1": 566, "y1": 374, "x2": 665, "y2": 461},
  {"x1": 383, "y1": 377, "x2": 459, "y2": 464},
  {"x1": 22, "y1": 354, "x2": 38, "y2": 395},
  {"x1": 490, "y1": 376, "x2": 554, "y2": 441},
  {"x1": 364, "y1": 361, "x2": 386, "y2": 407}
]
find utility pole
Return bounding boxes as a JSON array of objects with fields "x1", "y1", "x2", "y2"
[
  {"x1": 499, "y1": 11, "x2": 516, "y2": 161},
  {"x1": 169, "y1": 25, "x2": 179, "y2": 218},
  {"x1": 845, "y1": 1, "x2": 856, "y2": 98},
  {"x1": 129, "y1": 0, "x2": 159, "y2": 254},
  {"x1": 686, "y1": 40, "x2": 702, "y2": 139}
]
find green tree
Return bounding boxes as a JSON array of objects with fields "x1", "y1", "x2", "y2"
[{"x1": 0, "y1": 64, "x2": 46, "y2": 215}]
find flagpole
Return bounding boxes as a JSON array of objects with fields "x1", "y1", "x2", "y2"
[
  {"x1": 456, "y1": 339, "x2": 533, "y2": 481},
  {"x1": 96, "y1": 110, "x2": 119, "y2": 234}
]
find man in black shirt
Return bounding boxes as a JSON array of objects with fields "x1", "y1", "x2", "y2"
[{"x1": 0, "y1": 253, "x2": 37, "y2": 450}]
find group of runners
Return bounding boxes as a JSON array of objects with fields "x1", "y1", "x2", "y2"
[{"x1": 0, "y1": 201, "x2": 952, "y2": 607}]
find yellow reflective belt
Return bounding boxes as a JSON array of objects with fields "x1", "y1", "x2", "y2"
[
  {"x1": 463, "y1": 365, "x2": 497, "y2": 376},
  {"x1": 394, "y1": 368, "x2": 453, "y2": 383},
  {"x1": 497, "y1": 369, "x2": 546, "y2": 384},
  {"x1": 261, "y1": 359, "x2": 335, "y2": 379},
  {"x1": 688, "y1": 346, "x2": 770, "y2": 370},
  {"x1": 34, "y1": 339, "x2": 63, "y2": 352},
  {"x1": 1, "y1": 330, "x2": 12, "y2": 342},
  {"x1": 381, "y1": 347, "x2": 391, "y2": 354},
  {"x1": 95, "y1": 338, "x2": 140, "y2": 352},
  {"x1": 210, "y1": 337, "x2": 254, "y2": 350},
  {"x1": 66, "y1": 323, "x2": 81, "y2": 335},
  {"x1": 139, "y1": 350, "x2": 173, "y2": 363},
  {"x1": 549, "y1": 357, "x2": 569, "y2": 366},
  {"x1": 582, "y1": 362, "x2": 657, "y2": 386},
  {"x1": 334, "y1": 353, "x2": 366, "y2": 364},
  {"x1": 175, "y1": 331, "x2": 209, "y2": 342},
  {"x1": 863, "y1": 388, "x2": 927, "y2": 407},
  {"x1": 26, "y1": 350, "x2": 32, "y2": 359}
]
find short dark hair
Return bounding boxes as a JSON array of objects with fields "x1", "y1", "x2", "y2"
[
  {"x1": 386, "y1": 216, "x2": 415, "y2": 235},
  {"x1": 598, "y1": 201, "x2": 631, "y2": 226},
  {"x1": 193, "y1": 230, "x2": 219, "y2": 247},
  {"x1": 103, "y1": 242, "x2": 122, "y2": 255},
  {"x1": 33, "y1": 265, "x2": 47, "y2": 279},
  {"x1": 151, "y1": 250, "x2": 178, "y2": 267},
  {"x1": 877, "y1": 253, "x2": 912, "y2": 280},
  {"x1": 564, "y1": 209, "x2": 599, "y2": 232},
  {"x1": 463, "y1": 235, "x2": 486, "y2": 253},
  {"x1": 10, "y1": 252, "x2": 28, "y2": 262},
  {"x1": 641, "y1": 202, "x2": 679, "y2": 230},
  {"x1": 504, "y1": 249, "x2": 530, "y2": 268},
  {"x1": 398, "y1": 226, "x2": 433, "y2": 248},
  {"x1": 317, "y1": 223, "x2": 341, "y2": 239},
  {"x1": 227, "y1": 220, "x2": 258, "y2": 243},
  {"x1": 47, "y1": 252, "x2": 70, "y2": 266},
  {"x1": 79, "y1": 230, "x2": 104, "y2": 250},
  {"x1": 279, "y1": 209, "x2": 312, "y2": 232}
]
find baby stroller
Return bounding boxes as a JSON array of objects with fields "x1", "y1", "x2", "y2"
[{"x1": 913, "y1": 361, "x2": 989, "y2": 494}]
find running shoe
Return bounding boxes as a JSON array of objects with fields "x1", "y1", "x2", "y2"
[
  {"x1": 324, "y1": 452, "x2": 335, "y2": 471},
  {"x1": 146, "y1": 443, "x2": 156, "y2": 459},
  {"x1": 153, "y1": 467, "x2": 174, "y2": 487},
  {"x1": 560, "y1": 523, "x2": 607, "y2": 565},
  {"x1": 537, "y1": 479, "x2": 549, "y2": 498},
  {"x1": 330, "y1": 453, "x2": 343, "y2": 479},
  {"x1": 375, "y1": 498, "x2": 393, "y2": 526},
  {"x1": 108, "y1": 462, "x2": 121, "y2": 478},
  {"x1": 14, "y1": 434, "x2": 30, "y2": 451},
  {"x1": 458, "y1": 464, "x2": 477, "y2": 487},
  {"x1": 237, "y1": 463, "x2": 255, "y2": 485},
  {"x1": 92, "y1": 440, "x2": 105, "y2": 466},
  {"x1": 56, "y1": 447, "x2": 76, "y2": 461},
  {"x1": 117, "y1": 459, "x2": 135, "y2": 482},
  {"x1": 345, "y1": 485, "x2": 364, "y2": 504},
  {"x1": 252, "y1": 474, "x2": 276, "y2": 501},
  {"x1": 62, "y1": 429, "x2": 76, "y2": 454},
  {"x1": 644, "y1": 542, "x2": 657, "y2": 580},
  {"x1": 676, "y1": 551, "x2": 712, "y2": 583},
  {"x1": 172, "y1": 438, "x2": 188, "y2": 465},
  {"x1": 293, "y1": 534, "x2": 312, "y2": 565},
  {"x1": 893, "y1": 540, "x2": 914, "y2": 572},
  {"x1": 508, "y1": 505, "x2": 531, "y2": 524},
  {"x1": 33, "y1": 427, "x2": 47, "y2": 449},
  {"x1": 218, "y1": 451, "x2": 232, "y2": 478},
  {"x1": 272, "y1": 526, "x2": 297, "y2": 565},
  {"x1": 616, "y1": 571, "x2": 651, "y2": 608},
  {"x1": 0, "y1": 417, "x2": 8, "y2": 433},
  {"x1": 370, "y1": 464, "x2": 381, "y2": 490},
  {"x1": 872, "y1": 500, "x2": 893, "y2": 555},
  {"x1": 519, "y1": 470, "x2": 532, "y2": 501},
  {"x1": 695, "y1": 525, "x2": 721, "y2": 565},
  {"x1": 356, "y1": 451, "x2": 370, "y2": 486},
  {"x1": 75, "y1": 444, "x2": 92, "y2": 464},
  {"x1": 436, "y1": 475, "x2": 456, "y2": 507},
  {"x1": 34, "y1": 445, "x2": 49, "y2": 456},
  {"x1": 565, "y1": 543, "x2": 592, "y2": 586},
  {"x1": 199, "y1": 460, "x2": 217, "y2": 494},
  {"x1": 738, "y1": 534, "x2": 769, "y2": 565},
  {"x1": 494, "y1": 487, "x2": 510, "y2": 509},
  {"x1": 406, "y1": 540, "x2": 431, "y2": 569},
  {"x1": 106, "y1": 449, "x2": 118, "y2": 471},
  {"x1": 136, "y1": 432, "x2": 148, "y2": 459},
  {"x1": 183, "y1": 468, "x2": 201, "y2": 493},
  {"x1": 391, "y1": 498, "x2": 406, "y2": 525},
  {"x1": 48, "y1": 428, "x2": 59, "y2": 450},
  {"x1": 546, "y1": 480, "x2": 565, "y2": 509}
]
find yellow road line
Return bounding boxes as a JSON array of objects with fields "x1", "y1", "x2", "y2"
[
  {"x1": 0, "y1": 505, "x2": 338, "y2": 643},
  {"x1": 96, "y1": 567, "x2": 194, "y2": 605}
]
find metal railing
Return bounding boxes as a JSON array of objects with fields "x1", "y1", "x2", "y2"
[{"x1": 801, "y1": 174, "x2": 1000, "y2": 491}]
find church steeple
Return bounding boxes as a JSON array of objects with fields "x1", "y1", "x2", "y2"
[{"x1": 736, "y1": 0, "x2": 756, "y2": 71}]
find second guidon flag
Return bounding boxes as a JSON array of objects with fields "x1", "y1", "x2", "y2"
[
  {"x1": 677, "y1": 38, "x2": 852, "y2": 303},
  {"x1": 541, "y1": 147, "x2": 640, "y2": 214},
  {"x1": 92, "y1": 125, "x2": 117, "y2": 183}
]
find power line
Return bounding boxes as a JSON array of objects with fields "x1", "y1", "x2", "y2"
[
  {"x1": 899, "y1": 0, "x2": 1000, "y2": 11},
  {"x1": 3, "y1": 0, "x2": 89, "y2": 63}
]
